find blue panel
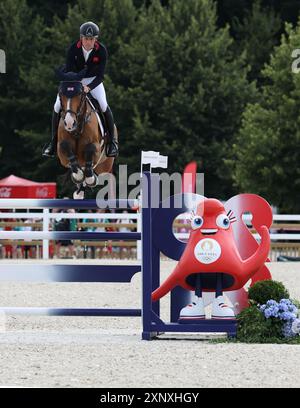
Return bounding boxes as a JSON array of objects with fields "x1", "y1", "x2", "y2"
[
  {"x1": 0, "y1": 199, "x2": 137, "y2": 209},
  {"x1": 0, "y1": 231, "x2": 141, "y2": 240},
  {"x1": 50, "y1": 232, "x2": 141, "y2": 241},
  {"x1": 151, "y1": 320, "x2": 237, "y2": 335},
  {"x1": 2, "y1": 307, "x2": 141, "y2": 317},
  {"x1": 0, "y1": 265, "x2": 141, "y2": 283},
  {"x1": 50, "y1": 308, "x2": 142, "y2": 317}
]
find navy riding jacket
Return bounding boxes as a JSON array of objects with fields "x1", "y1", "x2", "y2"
[{"x1": 65, "y1": 40, "x2": 107, "y2": 90}]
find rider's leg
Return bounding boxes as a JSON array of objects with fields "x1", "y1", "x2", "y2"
[
  {"x1": 212, "y1": 273, "x2": 235, "y2": 319},
  {"x1": 179, "y1": 274, "x2": 205, "y2": 320},
  {"x1": 42, "y1": 95, "x2": 61, "y2": 158},
  {"x1": 103, "y1": 105, "x2": 118, "y2": 157},
  {"x1": 90, "y1": 83, "x2": 118, "y2": 157},
  {"x1": 215, "y1": 273, "x2": 223, "y2": 298}
]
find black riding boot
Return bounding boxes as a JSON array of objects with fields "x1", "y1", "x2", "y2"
[
  {"x1": 42, "y1": 110, "x2": 59, "y2": 158},
  {"x1": 103, "y1": 106, "x2": 118, "y2": 157}
]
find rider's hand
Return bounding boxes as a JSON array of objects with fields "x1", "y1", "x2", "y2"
[{"x1": 83, "y1": 86, "x2": 90, "y2": 93}]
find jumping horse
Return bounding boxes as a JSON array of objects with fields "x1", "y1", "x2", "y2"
[{"x1": 55, "y1": 69, "x2": 117, "y2": 199}]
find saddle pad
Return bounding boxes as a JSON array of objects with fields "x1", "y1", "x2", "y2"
[
  {"x1": 87, "y1": 97, "x2": 104, "y2": 136},
  {"x1": 95, "y1": 111, "x2": 105, "y2": 137}
]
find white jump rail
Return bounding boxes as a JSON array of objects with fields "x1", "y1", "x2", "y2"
[
  {"x1": 0, "y1": 208, "x2": 140, "y2": 260},
  {"x1": 1, "y1": 203, "x2": 300, "y2": 259}
]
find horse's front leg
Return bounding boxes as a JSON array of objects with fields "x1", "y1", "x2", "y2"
[
  {"x1": 73, "y1": 182, "x2": 86, "y2": 200},
  {"x1": 60, "y1": 140, "x2": 84, "y2": 184},
  {"x1": 84, "y1": 143, "x2": 98, "y2": 187}
]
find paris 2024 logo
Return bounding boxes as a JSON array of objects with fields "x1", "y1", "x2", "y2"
[{"x1": 194, "y1": 239, "x2": 222, "y2": 264}]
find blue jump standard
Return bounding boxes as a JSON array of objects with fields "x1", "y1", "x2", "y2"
[{"x1": 141, "y1": 171, "x2": 238, "y2": 340}]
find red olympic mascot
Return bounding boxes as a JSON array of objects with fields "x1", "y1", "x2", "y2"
[{"x1": 152, "y1": 196, "x2": 271, "y2": 320}]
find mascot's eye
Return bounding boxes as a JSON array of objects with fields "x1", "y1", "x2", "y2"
[
  {"x1": 191, "y1": 216, "x2": 204, "y2": 230},
  {"x1": 216, "y1": 214, "x2": 230, "y2": 230}
]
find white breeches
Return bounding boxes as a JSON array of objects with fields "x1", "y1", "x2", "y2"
[{"x1": 54, "y1": 77, "x2": 108, "y2": 113}]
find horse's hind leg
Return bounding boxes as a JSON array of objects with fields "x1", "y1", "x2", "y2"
[
  {"x1": 84, "y1": 143, "x2": 98, "y2": 187},
  {"x1": 60, "y1": 140, "x2": 84, "y2": 184}
]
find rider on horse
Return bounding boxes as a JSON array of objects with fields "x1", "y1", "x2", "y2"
[{"x1": 43, "y1": 21, "x2": 118, "y2": 158}]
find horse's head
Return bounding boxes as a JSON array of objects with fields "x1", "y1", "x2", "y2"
[{"x1": 59, "y1": 81, "x2": 86, "y2": 132}]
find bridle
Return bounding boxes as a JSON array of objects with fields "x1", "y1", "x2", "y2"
[{"x1": 59, "y1": 86, "x2": 87, "y2": 137}]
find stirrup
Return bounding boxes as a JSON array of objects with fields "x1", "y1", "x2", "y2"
[{"x1": 105, "y1": 140, "x2": 119, "y2": 158}]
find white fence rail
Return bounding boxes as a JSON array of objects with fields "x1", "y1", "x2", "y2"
[
  {"x1": 0, "y1": 211, "x2": 141, "y2": 260},
  {"x1": 0, "y1": 211, "x2": 300, "y2": 260}
]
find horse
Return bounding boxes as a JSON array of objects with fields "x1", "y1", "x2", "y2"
[{"x1": 56, "y1": 78, "x2": 117, "y2": 199}]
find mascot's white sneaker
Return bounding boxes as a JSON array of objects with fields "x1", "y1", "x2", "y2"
[
  {"x1": 179, "y1": 298, "x2": 205, "y2": 320},
  {"x1": 212, "y1": 296, "x2": 235, "y2": 319}
]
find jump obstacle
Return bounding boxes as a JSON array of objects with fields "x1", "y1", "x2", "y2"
[{"x1": 0, "y1": 167, "x2": 238, "y2": 340}]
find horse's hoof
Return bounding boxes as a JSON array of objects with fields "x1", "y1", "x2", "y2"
[
  {"x1": 73, "y1": 190, "x2": 85, "y2": 200},
  {"x1": 85, "y1": 174, "x2": 98, "y2": 188},
  {"x1": 71, "y1": 169, "x2": 84, "y2": 184}
]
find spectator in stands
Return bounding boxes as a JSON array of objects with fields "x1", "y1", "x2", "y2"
[
  {"x1": 116, "y1": 210, "x2": 135, "y2": 259},
  {"x1": 21, "y1": 218, "x2": 41, "y2": 259},
  {"x1": 0, "y1": 213, "x2": 4, "y2": 259},
  {"x1": 80, "y1": 210, "x2": 97, "y2": 258},
  {"x1": 85, "y1": 208, "x2": 111, "y2": 258},
  {"x1": 53, "y1": 206, "x2": 76, "y2": 259},
  {"x1": 102, "y1": 209, "x2": 115, "y2": 258},
  {"x1": 4, "y1": 217, "x2": 15, "y2": 259}
]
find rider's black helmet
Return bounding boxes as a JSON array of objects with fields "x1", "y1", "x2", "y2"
[{"x1": 80, "y1": 21, "x2": 99, "y2": 38}]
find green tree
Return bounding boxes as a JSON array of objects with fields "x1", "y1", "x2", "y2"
[
  {"x1": 217, "y1": 0, "x2": 300, "y2": 28},
  {"x1": 263, "y1": 0, "x2": 300, "y2": 26},
  {"x1": 27, "y1": 0, "x2": 77, "y2": 24},
  {"x1": 1, "y1": 0, "x2": 257, "y2": 201},
  {"x1": 16, "y1": 0, "x2": 138, "y2": 196},
  {"x1": 217, "y1": 0, "x2": 252, "y2": 28},
  {"x1": 0, "y1": 0, "x2": 48, "y2": 179},
  {"x1": 232, "y1": 23, "x2": 300, "y2": 212},
  {"x1": 232, "y1": 1, "x2": 281, "y2": 83},
  {"x1": 116, "y1": 0, "x2": 257, "y2": 197}
]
